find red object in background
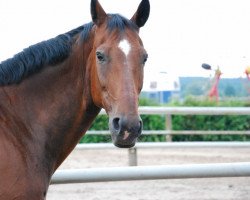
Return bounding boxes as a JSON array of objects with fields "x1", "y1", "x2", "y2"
[
  {"x1": 245, "y1": 67, "x2": 250, "y2": 80},
  {"x1": 209, "y1": 68, "x2": 222, "y2": 102}
]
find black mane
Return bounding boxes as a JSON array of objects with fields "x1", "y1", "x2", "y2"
[
  {"x1": 0, "y1": 14, "x2": 135, "y2": 86},
  {"x1": 0, "y1": 22, "x2": 93, "y2": 86}
]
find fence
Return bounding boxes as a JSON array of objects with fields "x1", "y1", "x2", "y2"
[
  {"x1": 84, "y1": 107, "x2": 250, "y2": 165},
  {"x1": 51, "y1": 162, "x2": 250, "y2": 184},
  {"x1": 90, "y1": 107, "x2": 250, "y2": 140},
  {"x1": 51, "y1": 107, "x2": 250, "y2": 184}
]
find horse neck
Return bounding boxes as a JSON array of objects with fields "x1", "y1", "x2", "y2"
[{"x1": 1, "y1": 33, "x2": 100, "y2": 172}]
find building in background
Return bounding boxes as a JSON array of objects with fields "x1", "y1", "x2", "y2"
[{"x1": 141, "y1": 72, "x2": 180, "y2": 104}]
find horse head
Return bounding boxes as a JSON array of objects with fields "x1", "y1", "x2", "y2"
[{"x1": 89, "y1": 0, "x2": 150, "y2": 148}]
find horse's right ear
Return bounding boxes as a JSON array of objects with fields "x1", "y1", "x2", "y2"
[
  {"x1": 91, "y1": 0, "x2": 107, "y2": 26},
  {"x1": 131, "y1": 0, "x2": 150, "y2": 28}
]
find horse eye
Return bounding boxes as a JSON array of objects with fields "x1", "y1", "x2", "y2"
[
  {"x1": 143, "y1": 54, "x2": 148, "y2": 64},
  {"x1": 96, "y1": 51, "x2": 106, "y2": 63}
]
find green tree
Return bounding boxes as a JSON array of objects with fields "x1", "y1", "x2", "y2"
[{"x1": 224, "y1": 85, "x2": 236, "y2": 97}]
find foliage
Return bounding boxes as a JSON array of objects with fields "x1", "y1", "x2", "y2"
[
  {"x1": 80, "y1": 115, "x2": 111, "y2": 143},
  {"x1": 80, "y1": 97, "x2": 250, "y2": 143},
  {"x1": 172, "y1": 114, "x2": 250, "y2": 141},
  {"x1": 170, "y1": 97, "x2": 250, "y2": 141}
]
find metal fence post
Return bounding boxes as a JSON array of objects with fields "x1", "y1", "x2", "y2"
[
  {"x1": 166, "y1": 114, "x2": 172, "y2": 142},
  {"x1": 128, "y1": 148, "x2": 137, "y2": 166}
]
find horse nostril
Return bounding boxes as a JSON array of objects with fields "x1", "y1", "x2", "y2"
[
  {"x1": 112, "y1": 117, "x2": 120, "y2": 131},
  {"x1": 138, "y1": 120, "x2": 143, "y2": 134}
]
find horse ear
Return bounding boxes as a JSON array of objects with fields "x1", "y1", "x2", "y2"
[
  {"x1": 131, "y1": 0, "x2": 150, "y2": 28},
  {"x1": 91, "y1": 0, "x2": 107, "y2": 26}
]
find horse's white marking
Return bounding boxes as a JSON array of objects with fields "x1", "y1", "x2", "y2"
[
  {"x1": 118, "y1": 39, "x2": 131, "y2": 57},
  {"x1": 123, "y1": 131, "x2": 130, "y2": 140}
]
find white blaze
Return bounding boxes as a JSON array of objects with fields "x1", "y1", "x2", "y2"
[{"x1": 118, "y1": 39, "x2": 131, "y2": 57}]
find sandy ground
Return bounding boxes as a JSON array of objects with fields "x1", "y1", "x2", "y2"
[{"x1": 47, "y1": 146, "x2": 250, "y2": 200}]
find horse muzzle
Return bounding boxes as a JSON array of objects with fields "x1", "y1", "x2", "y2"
[{"x1": 109, "y1": 115, "x2": 143, "y2": 148}]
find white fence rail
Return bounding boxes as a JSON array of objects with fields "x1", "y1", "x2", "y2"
[
  {"x1": 100, "y1": 106, "x2": 250, "y2": 115},
  {"x1": 87, "y1": 130, "x2": 250, "y2": 135},
  {"x1": 86, "y1": 130, "x2": 250, "y2": 136},
  {"x1": 75, "y1": 142, "x2": 250, "y2": 150},
  {"x1": 51, "y1": 162, "x2": 250, "y2": 184}
]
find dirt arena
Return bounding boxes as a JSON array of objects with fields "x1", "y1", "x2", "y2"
[{"x1": 47, "y1": 146, "x2": 250, "y2": 200}]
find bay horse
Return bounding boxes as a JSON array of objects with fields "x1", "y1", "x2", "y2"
[{"x1": 0, "y1": 0, "x2": 150, "y2": 199}]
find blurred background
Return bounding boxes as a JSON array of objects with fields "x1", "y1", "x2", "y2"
[{"x1": 1, "y1": 0, "x2": 250, "y2": 104}]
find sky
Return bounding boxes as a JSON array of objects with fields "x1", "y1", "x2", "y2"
[{"x1": 1, "y1": 0, "x2": 250, "y2": 80}]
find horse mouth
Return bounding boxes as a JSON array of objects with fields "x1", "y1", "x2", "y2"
[
  {"x1": 111, "y1": 131, "x2": 137, "y2": 148},
  {"x1": 114, "y1": 142, "x2": 136, "y2": 148}
]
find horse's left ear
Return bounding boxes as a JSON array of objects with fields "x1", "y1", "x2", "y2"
[
  {"x1": 131, "y1": 0, "x2": 150, "y2": 28},
  {"x1": 91, "y1": 0, "x2": 107, "y2": 26}
]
